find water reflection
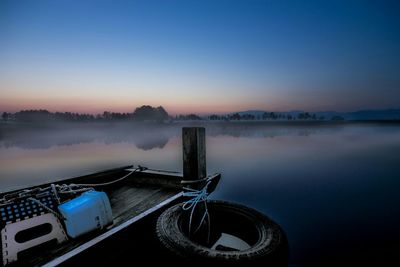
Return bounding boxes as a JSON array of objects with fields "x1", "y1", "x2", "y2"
[
  {"x1": 0, "y1": 123, "x2": 174, "y2": 150},
  {"x1": 0, "y1": 122, "x2": 351, "y2": 150}
]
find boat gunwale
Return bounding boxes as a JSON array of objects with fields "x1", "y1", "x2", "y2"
[{"x1": 0, "y1": 165, "x2": 184, "y2": 195}]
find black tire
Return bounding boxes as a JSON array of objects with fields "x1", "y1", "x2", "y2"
[{"x1": 156, "y1": 200, "x2": 288, "y2": 266}]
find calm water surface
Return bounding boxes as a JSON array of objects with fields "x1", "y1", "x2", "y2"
[{"x1": 1, "y1": 122, "x2": 399, "y2": 266}]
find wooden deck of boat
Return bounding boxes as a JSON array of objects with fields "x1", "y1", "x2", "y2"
[
  {"x1": 110, "y1": 184, "x2": 178, "y2": 226},
  {"x1": 3, "y1": 167, "x2": 184, "y2": 267}
]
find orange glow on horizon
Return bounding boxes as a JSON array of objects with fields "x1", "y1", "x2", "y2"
[
  {"x1": 1, "y1": 95, "x2": 376, "y2": 115},
  {"x1": 0, "y1": 97, "x2": 271, "y2": 115}
]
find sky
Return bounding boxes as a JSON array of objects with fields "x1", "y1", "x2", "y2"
[{"x1": 0, "y1": 0, "x2": 399, "y2": 115}]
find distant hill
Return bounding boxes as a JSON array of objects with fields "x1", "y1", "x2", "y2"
[
  {"x1": 343, "y1": 109, "x2": 400, "y2": 120},
  {"x1": 229, "y1": 109, "x2": 400, "y2": 120}
]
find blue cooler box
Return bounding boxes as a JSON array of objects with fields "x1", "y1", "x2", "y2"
[{"x1": 58, "y1": 190, "x2": 113, "y2": 238}]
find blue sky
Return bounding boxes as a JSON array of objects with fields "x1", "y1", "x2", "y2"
[{"x1": 0, "y1": 0, "x2": 399, "y2": 114}]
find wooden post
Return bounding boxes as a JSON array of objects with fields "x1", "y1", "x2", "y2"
[
  {"x1": 182, "y1": 127, "x2": 206, "y2": 187},
  {"x1": 182, "y1": 127, "x2": 208, "y2": 241}
]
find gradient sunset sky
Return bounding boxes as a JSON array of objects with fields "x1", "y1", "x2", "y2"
[{"x1": 1, "y1": 0, "x2": 399, "y2": 114}]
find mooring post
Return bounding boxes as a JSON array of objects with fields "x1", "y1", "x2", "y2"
[
  {"x1": 182, "y1": 127, "x2": 206, "y2": 188},
  {"x1": 182, "y1": 127, "x2": 209, "y2": 240}
]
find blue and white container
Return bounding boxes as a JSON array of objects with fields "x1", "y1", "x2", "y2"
[{"x1": 58, "y1": 191, "x2": 113, "y2": 238}]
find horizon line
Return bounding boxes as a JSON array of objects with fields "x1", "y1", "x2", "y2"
[{"x1": 2, "y1": 106, "x2": 400, "y2": 116}]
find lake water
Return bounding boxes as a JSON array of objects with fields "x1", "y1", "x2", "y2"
[{"x1": 1, "y1": 122, "x2": 400, "y2": 266}]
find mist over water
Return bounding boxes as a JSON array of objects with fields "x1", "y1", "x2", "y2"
[{"x1": 1, "y1": 122, "x2": 400, "y2": 266}]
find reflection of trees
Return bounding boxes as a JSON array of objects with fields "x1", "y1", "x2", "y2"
[
  {"x1": 134, "y1": 136, "x2": 169, "y2": 150},
  {"x1": 204, "y1": 123, "x2": 336, "y2": 138},
  {"x1": 0, "y1": 122, "x2": 345, "y2": 150},
  {"x1": 0, "y1": 123, "x2": 173, "y2": 151}
]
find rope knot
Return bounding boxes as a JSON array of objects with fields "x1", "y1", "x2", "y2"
[{"x1": 182, "y1": 181, "x2": 211, "y2": 241}]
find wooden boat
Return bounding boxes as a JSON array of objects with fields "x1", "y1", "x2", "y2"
[{"x1": 0, "y1": 165, "x2": 220, "y2": 266}]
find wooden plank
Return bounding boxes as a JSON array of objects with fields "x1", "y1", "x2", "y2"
[
  {"x1": 110, "y1": 186, "x2": 172, "y2": 226},
  {"x1": 109, "y1": 186, "x2": 161, "y2": 219},
  {"x1": 16, "y1": 185, "x2": 181, "y2": 266},
  {"x1": 0, "y1": 167, "x2": 185, "y2": 266},
  {"x1": 182, "y1": 127, "x2": 206, "y2": 187},
  {"x1": 21, "y1": 186, "x2": 180, "y2": 266},
  {"x1": 42, "y1": 192, "x2": 183, "y2": 267},
  {"x1": 127, "y1": 169, "x2": 183, "y2": 189}
]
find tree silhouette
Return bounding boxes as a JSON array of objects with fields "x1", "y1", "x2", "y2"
[
  {"x1": 230, "y1": 113, "x2": 241, "y2": 120},
  {"x1": 132, "y1": 105, "x2": 169, "y2": 122},
  {"x1": 2, "y1": 112, "x2": 10, "y2": 121}
]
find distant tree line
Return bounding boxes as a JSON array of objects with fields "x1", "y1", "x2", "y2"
[
  {"x1": 208, "y1": 112, "x2": 329, "y2": 121},
  {"x1": 1, "y1": 108, "x2": 345, "y2": 123},
  {"x1": 174, "y1": 114, "x2": 202, "y2": 121},
  {"x1": 1, "y1": 105, "x2": 170, "y2": 123}
]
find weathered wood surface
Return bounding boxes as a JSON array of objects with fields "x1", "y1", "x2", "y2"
[
  {"x1": 0, "y1": 168, "x2": 182, "y2": 267},
  {"x1": 181, "y1": 127, "x2": 210, "y2": 242},
  {"x1": 110, "y1": 185, "x2": 175, "y2": 225},
  {"x1": 127, "y1": 169, "x2": 183, "y2": 189},
  {"x1": 182, "y1": 127, "x2": 206, "y2": 187}
]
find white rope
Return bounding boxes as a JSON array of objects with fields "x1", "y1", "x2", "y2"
[{"x1": 72, "y1": 166, "x2": 144, "y2": 187}]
